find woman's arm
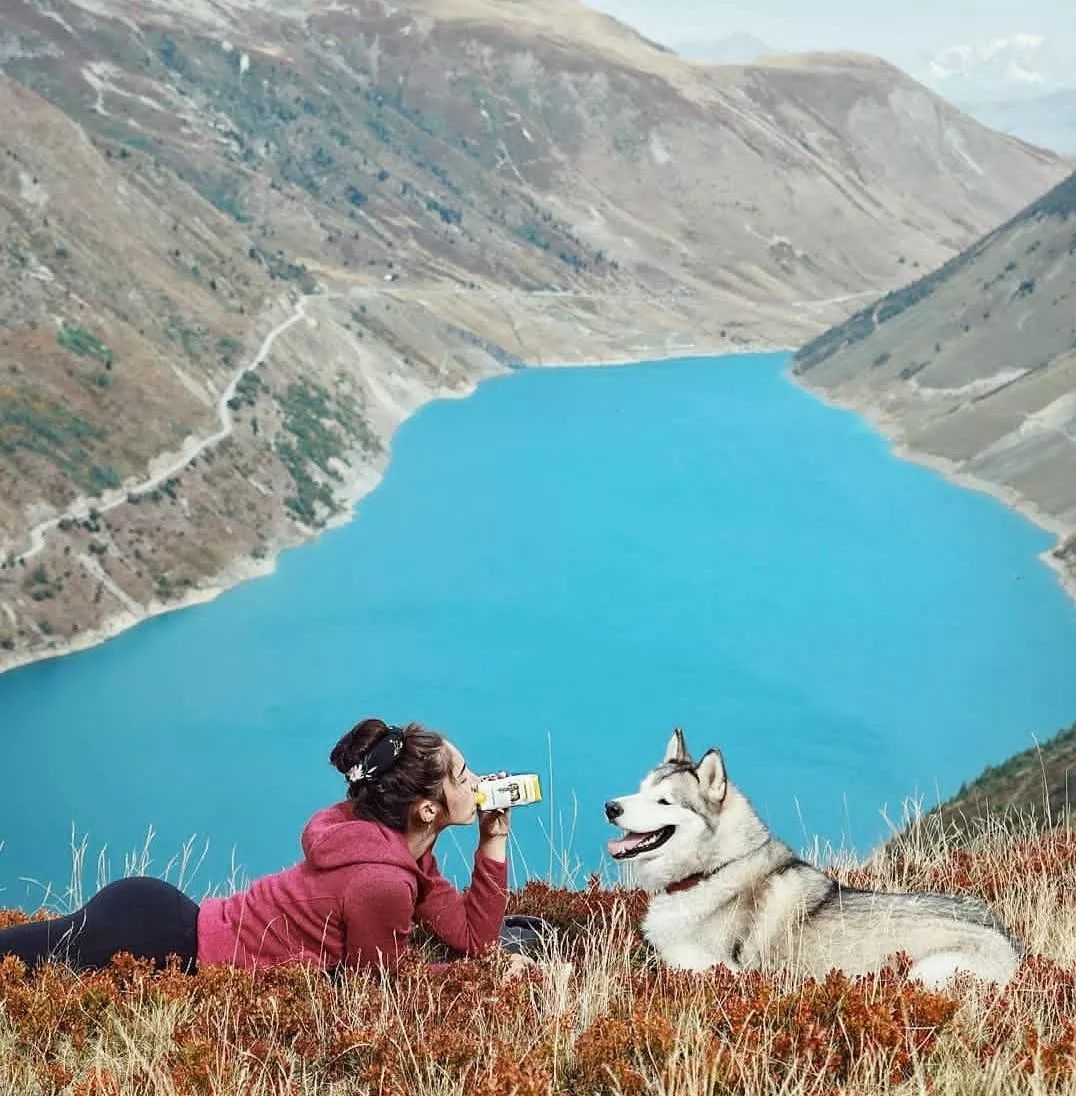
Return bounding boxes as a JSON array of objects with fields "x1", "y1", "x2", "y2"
[
  {"x1": 413, "y1": 850, "x2": 508, "y2": 956},
  {"x1": 476, "y1": 804, "x2": 509, "y2": 864}
]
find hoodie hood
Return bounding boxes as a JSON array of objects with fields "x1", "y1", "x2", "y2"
[{"x1": 301, "y1": 801, "x2": 420, "y2": 874}]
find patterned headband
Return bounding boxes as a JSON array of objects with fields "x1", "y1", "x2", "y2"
[{"x1": 346, "y1": 726, "x2": 405, "y2": 785}]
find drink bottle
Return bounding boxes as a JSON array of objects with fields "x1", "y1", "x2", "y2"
[{"x1": 474, "y1": 773, "x2": 542, "y2": 810}]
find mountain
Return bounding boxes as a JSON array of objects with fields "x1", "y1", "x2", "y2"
[
  {"x1": 672, "y1": 33, "x2": 776, "y2": 64},
  {"x1": 918, "y1": 35, "x2": 1076, "y2": 156},
  {"x1": 0, "y1": 0, "x2": 1067, "y2": 671},
  {"x1": 958, "y1": 90, "x2": 1076, "y2": 156},
  {"x1": 794, "y1": 171, "x2": 1076, "y2": 600}
]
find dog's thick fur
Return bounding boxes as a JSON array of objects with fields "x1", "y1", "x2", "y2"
[{"x1": 604, "y1": 730, "x2": 1020, "y2": 988}]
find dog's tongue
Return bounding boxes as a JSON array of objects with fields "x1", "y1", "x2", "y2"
[{"x1": 606, "y1": 831, "x2": 652, "y2": 856}]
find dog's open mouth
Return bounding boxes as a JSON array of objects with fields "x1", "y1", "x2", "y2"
[{"x1": 606, "y1": 825, "x2": 675, "y2": 860}]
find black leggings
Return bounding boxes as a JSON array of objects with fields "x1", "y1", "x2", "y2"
[{"x1": 0, "y1": 876, "x2": 198, "y2": 974}]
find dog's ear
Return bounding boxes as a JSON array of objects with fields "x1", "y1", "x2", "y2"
[
  {"x1": 696, "y1": 749, "x2": 727, "y2": 804},
  {"x1": 663, "y1": 727, "x2": 688, "y2": 765}
]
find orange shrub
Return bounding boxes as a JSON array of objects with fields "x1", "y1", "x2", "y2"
[
  {"x1": 573, "y1": 1006, "x2": 676, "y2": 1093},
  {"x1": 1, "y1": 828, "x2": 1075, "y2": 1095}
]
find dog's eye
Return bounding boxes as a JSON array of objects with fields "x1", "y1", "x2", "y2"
[{"x1": 657, "y1": 797, "x2": 670, "y2": 806}]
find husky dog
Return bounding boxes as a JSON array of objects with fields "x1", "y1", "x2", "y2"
[{"x1": 604, "y1": 730, "x2": 1020, "y2": 988}]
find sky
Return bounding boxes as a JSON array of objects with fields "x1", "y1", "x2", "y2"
[{"x1": 584, "y1": 0, "x2": 1075, "y2": 75}]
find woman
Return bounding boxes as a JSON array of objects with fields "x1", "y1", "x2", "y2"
[{"x1": 0, "y1": 718, "x2": 537, "y2": 976}]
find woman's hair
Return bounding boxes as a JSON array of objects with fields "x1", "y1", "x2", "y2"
[{"x1": 329, "y1": 718, "x2": 449, "y2": 831}]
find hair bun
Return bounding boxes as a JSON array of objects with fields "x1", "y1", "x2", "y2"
[
  {"x1": 329, "y1": 717, "x2": 392, "y2": 774},
  {"x1": 328, "y1": 719, "x2": 446, "y2": 832}
]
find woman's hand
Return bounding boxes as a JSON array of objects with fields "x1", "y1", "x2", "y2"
[
  {"x1": 501, "y1": 954, "x2": 574, "y2": 984},
  {"x1": 476, "y1": 771, "x2": 511, "y2": 862},
  {"x1": 478, "y1": 806, "x2": 510, "y2": 841},
  {"x1": 477, "y1": 806, "x2": 510, "y2": 862},
  {"x1": 502, "y1": 952, "x2": 536, "y2": 981}
]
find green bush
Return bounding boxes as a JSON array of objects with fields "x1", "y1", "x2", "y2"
[
  {"x1": 58, "y1": 324, "x2": 113, "y2": 364},
  {"x1": 274, "y1": 381, "x2": 381, "y2": 527},
  {"x1": 90, "y1": 464, "x2": 120, "y2": 491},
  {"x1": 515, "y1": 223, "x2": 551, "y2": 250}
]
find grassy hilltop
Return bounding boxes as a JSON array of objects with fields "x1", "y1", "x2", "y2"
[{"x1": 3, "y1": 810, "x2": 1076, "y2": 1094}]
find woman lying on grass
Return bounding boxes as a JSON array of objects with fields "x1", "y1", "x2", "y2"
[{"x1": 0, "y1": 718, "x2": 542, "y2": 979}]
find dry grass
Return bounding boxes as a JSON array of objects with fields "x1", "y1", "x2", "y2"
[{"x1": 3, "y1": 810, "x2": 1076, "y2": 1095}]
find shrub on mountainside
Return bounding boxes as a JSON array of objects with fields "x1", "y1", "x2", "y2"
[
  {"x1": 23, "y1": 564, "x2": 62, "y2": 602},
  {"x1": 226, "y1": 370, "x2": 262, "y2": 412},
  {"x1": 0, "y1": 394, "x2": 110, "y2": 494},
  {"x1": 272, "y1": 380, "x2": 383, "y2": 527},
  {"x1": 425, "y1": 196, "x2": 462, "y2": 225},
  {"x1": 90, "y1": 464, "x2": 120, "y2": 492},
  {"x1": 515, "y1": 223, "x2": 551, "y2": 250},
  {"x1": 57, "y1": 323, "x2": 114, "y2": 365}
]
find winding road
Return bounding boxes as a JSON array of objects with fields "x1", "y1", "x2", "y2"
[
  {"x1": 16, "y1": 294, "x2": 312, "y2": 563},
  {"x1": 12, "y1": 281, "x2": 885, "y2": 564}
]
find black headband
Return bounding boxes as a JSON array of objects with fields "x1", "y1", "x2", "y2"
[{"x1": 346, "y1": 725, "x2": 405, "y2": 785}]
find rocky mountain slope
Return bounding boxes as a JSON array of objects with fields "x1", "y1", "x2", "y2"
[
  {"x1": 0, "y1": 0, "x2": 1067, "y2": 671},
  {"x1": 793, "y1": 172, "x2": 1076, "y2": 600}
]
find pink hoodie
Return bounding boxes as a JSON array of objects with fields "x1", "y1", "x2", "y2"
[{"x1": 196, "y1": 802, "x2": 508, "y2": 972}]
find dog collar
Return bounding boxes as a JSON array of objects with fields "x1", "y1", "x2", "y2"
[
  {"x1": 664, "y1": 871, "x2": 710, "y2": 895},
  {"x1": 662, "y1": 838, "x2": 775, "y2": 895}
]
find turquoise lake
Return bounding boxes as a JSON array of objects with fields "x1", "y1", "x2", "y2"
[{"x1": 1, "y1": 351, "x2": 1075, "y2": 905}]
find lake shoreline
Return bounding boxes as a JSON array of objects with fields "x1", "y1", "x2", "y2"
[
  {"x1": 786, "y1": 368, "x2": 1076, "y2": 610},
  {"x1": 4, "y1": 342, "x2": 1073, "y2": 680},
  {"x1": 0, "y1": 339, "x2": 766, "y2": 679}
]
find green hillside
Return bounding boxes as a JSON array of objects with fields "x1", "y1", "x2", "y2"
[{"x1": 920, "y1": 721, "x2": 1076, "y2": 838}]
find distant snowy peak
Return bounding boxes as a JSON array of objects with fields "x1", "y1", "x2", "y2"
[{"x1": 919, "y1": 34, "x2": 1070, "y2": 102}]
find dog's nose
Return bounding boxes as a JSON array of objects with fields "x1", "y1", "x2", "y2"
[{"x1": 604, "y1": 800, "x2": 623, "y2": 822}]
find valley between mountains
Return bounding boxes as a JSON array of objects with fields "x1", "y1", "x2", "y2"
[{"x1": 0, "y1": 0, "x2": 1069, "y2": 670}]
